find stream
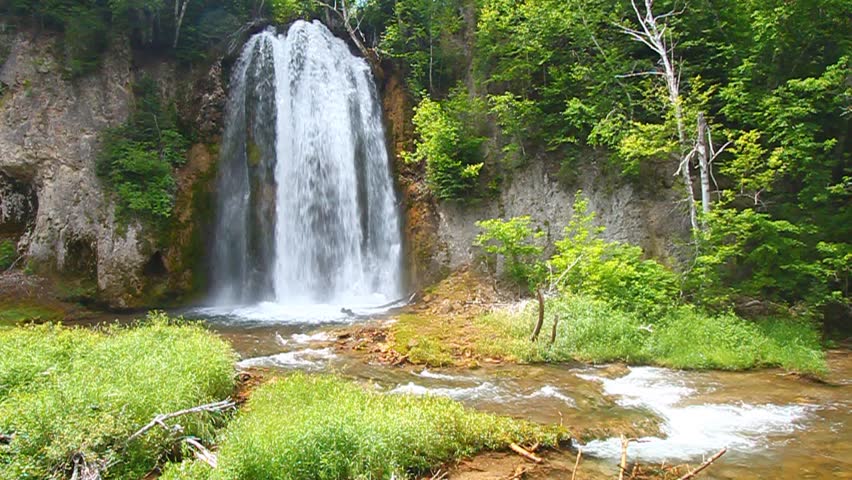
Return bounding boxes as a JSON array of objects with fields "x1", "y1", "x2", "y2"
[{"x1": 191, "y1": 313, "x2": 851, "y2": 480}]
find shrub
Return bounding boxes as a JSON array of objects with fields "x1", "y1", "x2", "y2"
[
  {"x1": 549, "y1": 192, "x2": 679, "y2": 319},
  {"x1": 406, "y1": 91, "x2": 486, "y2": 201},
  {"x1": 475, "y1": 216, "x2": 544, "y2": 289},
  {"x1": 208, "y1": 374, "x2": 566, "y2": 479},
  {"x1": 0, "y1": 313, "x2": 236, "y2": 479},
  {"x1": 97, "y1": 76, "x2": 189, "y2": 221}
]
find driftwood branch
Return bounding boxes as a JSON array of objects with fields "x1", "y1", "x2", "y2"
[
  {"x1": 127, "y1": 399, "x2": 235, "y2": 443},
  {"x1": 618, "y1": 435, "x2": 640, "y2": 480},
  {"x1": 185, "y1": 437, "x2": 218, "y2": 469},
  {"x1": 509, "y1": 442, "x2": 542, "y2": 463},
  {"x1": 570, "y1": 448, "x2": 582, "y2": 480},
  {"x1": 677, "y1": 448, "x2": 727, "y2": 480},
  {"x1": 70, "y1": 453, "x2": 104, "y2": 480}
]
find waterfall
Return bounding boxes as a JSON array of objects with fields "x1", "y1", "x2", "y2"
[{"x1": 211, "y1": 21, "x2": 402, "y2": 311}]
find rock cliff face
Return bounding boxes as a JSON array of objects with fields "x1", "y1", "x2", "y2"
[
  {"x1": 0, "y1": 30, "x2": 224, "y2": 308},
  {"x1": 0, "y1": 32, "x2": 141, "y2": 306}
]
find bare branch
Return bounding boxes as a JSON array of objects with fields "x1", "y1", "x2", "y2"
[
  {"x1": 127, "y1": 399, "x2": 235, "y2": 443},
  {"x1": 677, "y1": 448, "x2": 727, "y2": 480}
]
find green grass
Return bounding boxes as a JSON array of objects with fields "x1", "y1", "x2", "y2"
[
  {"x1": 0, "y1": 301, "x2": 66, "y2": 325},
  {"x1": 477, "y1": 295, "x2": 827, "y2": 375},
  {"x1": 163, "y1": 373, "x2": 567, "y2": 480},
  {"x1": 0, "y1": 313, "x2": 236, "y2": 479},
  {"x1": 391, "y1": 313, "x2": 457, "y2": 366}
]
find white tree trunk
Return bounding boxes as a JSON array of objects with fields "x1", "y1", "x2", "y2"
[
  {"x1": 697, "y1": 112, "x2": 711, "y2": 217},
  {"x1": 623, "y1": 0, "x2": 699, "y2": 233},
  {"x1": 173, "y1": 0, "x2": 190, "y2": 48}
]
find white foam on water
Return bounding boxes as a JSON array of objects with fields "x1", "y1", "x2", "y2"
[
  {"x1": 390, "y1": 382, "x2": 504, "y2": 402},
  {"x1": 291, "y1": 332, "x2": 332, "y2": 343},
  {"x1": 525, "y1": 385, "x2": 577, "y2": 407},
  {"x1": 192, "y1": 296, "x2": 398, "y2": 324},
  {"x1": 414, "y1": 369, "x2": 467, "y2": 381},
  {"x1": 237, "y1": 347, "x2": 336, "y2": 370},
  {"x1": 579, "y1": 367, "x2": 813, "y2": 462}
]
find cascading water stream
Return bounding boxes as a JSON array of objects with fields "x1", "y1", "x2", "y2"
[{"x1": 210, "y1": 21, "x2": 402, "y2": 319}]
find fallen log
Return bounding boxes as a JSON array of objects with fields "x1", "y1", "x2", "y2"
[
  {"x1": 127, "y1": 399, "x2": 235, "y2": 443},
  {"x1": 509, "y1": 442, "x2": 542, "y2": 463},
  {"x1": 677, "y1": 448, "x2": 727, "y2": 480}
]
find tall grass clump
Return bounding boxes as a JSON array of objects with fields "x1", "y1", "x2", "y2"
[
  {"x1": 478, "y1": 296, "x2": 649, "y2": 364},
  {"x1": 478, "y1": 295, "x2": 826, "y2": 375},
  {"x1": 0, "y1": 313, "x2": 236, "y2": 479},
  {"x1": 207, "y1": 374, "x2": 566, "y2": 480}
]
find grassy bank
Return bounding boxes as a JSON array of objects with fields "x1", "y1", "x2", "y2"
[
  {"x1": 0, "y1": 313, "x2": 236, "y2": 479},
  {"x1": 479, "y1": 296, "x2": 827, "y2": 375},
  {"x1": 0, "y1": 300, "x2": 65, "y2": 326},
  {"x1": 162, "y1": 373, "x2": 567, "y2": 480},
  {"x1": 391, "y1": 294, "x2": 826, "y2": 375}
]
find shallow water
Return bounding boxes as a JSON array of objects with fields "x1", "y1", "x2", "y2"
[{"x1": 71, "y1": 310, "x2": 851, "y2": 479}]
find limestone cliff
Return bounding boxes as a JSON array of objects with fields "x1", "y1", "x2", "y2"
[
  {"x1": 378, "y1": 66, "x2": 690, "y2": 292},
  {"x1": 0, "y1": 30, "x2": 224, "y2": 308}
]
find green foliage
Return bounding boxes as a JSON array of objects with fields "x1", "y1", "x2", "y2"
[
  {"x1": 268, "y1": 0, "x2": 318, "y2": 24},
  {"x1": 380, "y1": 0, "x2": 466, "y2": 96},
  {"x1": 2, "y1": 0, "x2": 263, "y2": 70},
  {"x1": 0, "y1": 301, "x2": 65, "y2": 325},
  {"x1": 475, "y1": 216, "x2": 544, "y2": 288},
  {"x1": 690, "y1": 208, "x2": 850, "y2": 312},
  {"x1": 487, "y1": 92, "x2": 540, "y2": 167},
  {"x1": 392, "y1": 313, "x2": 455, "y2": 366},
  {"x1": 0, "y1": 313, "x2": 236, "y2": 479},
  {"x1": 0, "y1": 239, "x2": 15, "y2": 270},
  {"x1": 549, "y1": 193, "x2": 678, "y2": 319},
  {"x1": 97, "y1": 76, "x2": 189, "y2": 221},
  {"x1": 406, "y1": 91, "x2": 486, "y2": 200},
  {"x1": 202, "y1": 373, "x2": 565, "y2": 479},
  {"x1": 60, "y1": 3, "x2": 110, "y2": 76},
  {"x1": 478, "y1": 295, "x2": 826, "y2": 375}
]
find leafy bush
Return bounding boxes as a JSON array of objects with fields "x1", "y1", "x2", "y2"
[
  {"x1": 207, "y1": 374, "x2": 565, "y2": 479},
  {"x1": 406, "y1": 91, "x2": 486, "y2": 201},
  {"x1": 478, "y1": 295, "x2": 826, "y2": 374},
  {"x1": 0, "y1": 313, "x2": 236, "y2": 479},
  {"x1": 689, "y1": 207, "x2": 850, "y2": 313},
  {"x1": 549, "y1": 192, "x2": 679, "y2": 319},
  {"x1": 475, "y1": 216, "x2": 544, "y2": 288},
  {"x1": 0, "y1": 239, "x2": 16, "y2": 270},
  {"x1": 97, "y1": 76, "x2": 189, "y2": 221}
]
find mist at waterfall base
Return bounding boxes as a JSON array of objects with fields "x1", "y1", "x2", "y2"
[{"x1": 199, "y1": 21, "x2": 403, "y2": 324}]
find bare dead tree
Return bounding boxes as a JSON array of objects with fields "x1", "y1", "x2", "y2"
[
  {"x1": 619, "y1": 0, "x2": 698, "y2": 233},
  {"x1": 173, "y1": 0, "x2": 190, "y2": 48},
  {"x1": 697, "y1": 112, "x2": 710, "y2": 217},
  {"x1": 314, "y1": 0, "x2": 371, "y2": 60}
]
